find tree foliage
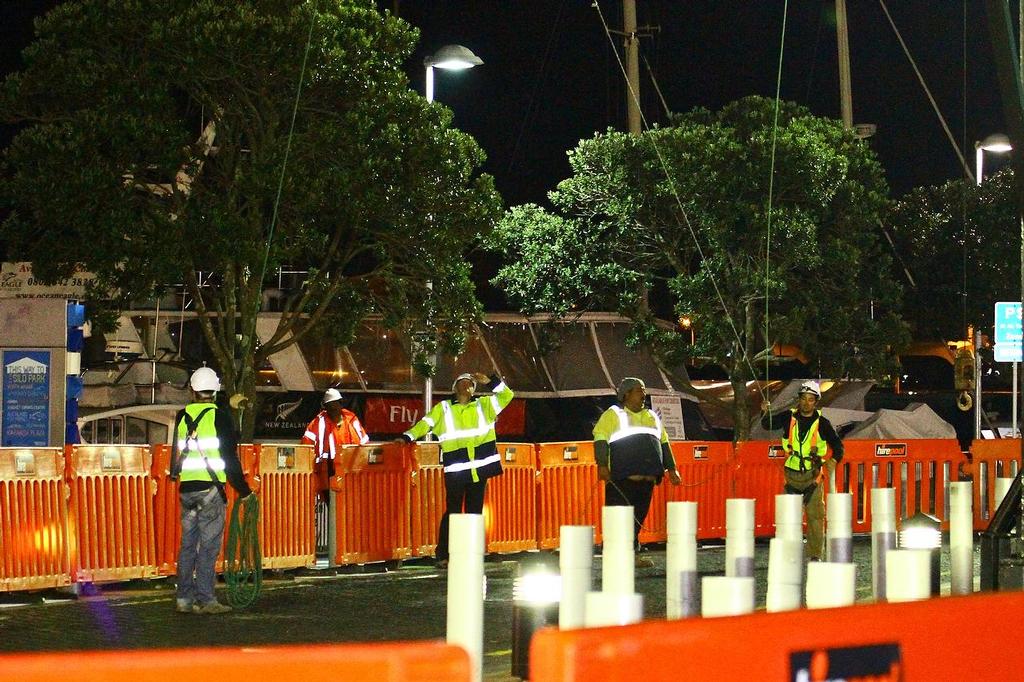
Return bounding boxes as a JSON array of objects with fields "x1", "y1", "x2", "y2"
[
  {"x1": 887, "y1": 169, "x2": 1018, "y2": 341},
  {"x1": 1, "y1": 0, "x2": 501, "y2": 434},
  {"x1": 490, "y1": 96, "x2": 907, "y2": 438}
]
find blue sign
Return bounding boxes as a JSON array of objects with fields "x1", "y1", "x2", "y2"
[
  {"x1": 2, "y1": 350, "x2": 51, "y2": 446},
  {"x1": 994, "y1": 302, "x2": 1023, "y2": 363}
]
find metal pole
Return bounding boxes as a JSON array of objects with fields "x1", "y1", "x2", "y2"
[
  {"x1": 835, "y1": 0, "x2": 854, "y2": 129},
  {"x1": 623, "y1": 0, "x2": 642, "y2": 135},
  {"x1": 425, "y1": 64, "x2": 434, "y2": 103},
  {"x1": 1014, "y1": 361, "x2": 1018, "y2": 437},
  {"x1": 976, "y1": 330, "x2": 983, "y2": 439},
  {"x1": 423, "y1": 63, "x2": 435, "y2": 427}
]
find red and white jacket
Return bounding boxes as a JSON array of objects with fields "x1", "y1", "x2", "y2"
[{"x1": 302, "y1": 409, "x2": 369, "y2": 462}]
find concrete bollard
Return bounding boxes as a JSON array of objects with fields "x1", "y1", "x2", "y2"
[
  {"x1": 602, "y1": 506, "x2": 635, "y2": 594},
  {"x1": 871, "y1": 487, "x2": 897, "y2": 601},
  {"x1": 885, "y1": 549, "x2": 932, "y2": 602},
  {"x1": 446, "y1": 513, "x2": 486, "y2": 682},
  {"x1": 701, "y1": 576, "x2": 754, "y2": 617},
  {"x1": 826, "y1": 492, "x2": 853, "y2": 563},
  {"x1": 766, "y1": 537, "x2": 803, "y2": 612},
  {"x1": 584, "y1": 591, "x2": 643, "y2": 628},
  {"x1": 774, "y1": 494, "x2": 804, "y2": 542},
  {"x1": 805, "y1": 561, "x2": 856, "y2": 609},
  {"x1": 995, "y1": 476, "x2": 1014, "y2": 512},
  {"x1": 559, "y1": 525, "x2": 594, "y2": 629},
  {"x1": 725, "y1": 498, "x2": 755, "y2": 578},
  {"x1": 666, "y1": 501, "x2": 699, "y2": 619},
  {"x1": 949, "y1": 481, "x2": 973, "y2": 596}
]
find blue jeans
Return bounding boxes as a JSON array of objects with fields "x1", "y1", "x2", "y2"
[{"x1": 176, "y1": 487, "x2": 226, "y2": 605}]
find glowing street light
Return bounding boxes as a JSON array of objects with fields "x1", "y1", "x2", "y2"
[
  {"x1": 424, "y1": 44, "x2": 483, "y2": 103},
  {"x1": 975, "y1": 133, "x2": 1012, "y2": 186}
]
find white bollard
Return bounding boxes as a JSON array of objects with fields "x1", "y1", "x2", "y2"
[
  {"x1": 584, "y1": 591, "x2": 643, "y2": 628},
  {"x1": 766, "y1": 537, "x2": 803, "y2": 612},
  {"x1": 666, "y1": 501, "x2": 699, "y2": 619},
  {"x1": 446, "y1": 513, "x2": 485, "y2": 682},
  {"x1": 805, "y1": 562, "x2": 856, "y2": 609},
  {"x1": 871, "y1": 487, "x2": 897, "y2": 601},
  {"x1": 774, "y1": 494, "x2": 804, "y2": 542},
  {"x1": 602, "y1": 505, "x2": 635, "y2": 594},
  {"x1": 885, "y1": 549, "x2": 932, "y2": 602},
  {"x1": 725, "y1": 498, "x2": 755, "y2": 578},
  {"x1": 949, "y1": 481, "x2": 974, "y2": 596},
  {"x1": 826, "y1": 492, "x2": 853, "y2": 563},
  {"x1": 559, "y1": 525, "x2": 594, "y2": 629},
  {"x1": 995, "y1": 477, "x2": 1014, "y2": 512},
  {"x1": 701, "y1": 576, "x2": 754, "y2": 617}
]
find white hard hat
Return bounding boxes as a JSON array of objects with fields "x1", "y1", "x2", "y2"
[
  {"x1": 798, "y1": 380, "x2": 821, "y2": 398},
  {"x1": 452, "y1": 373, "x2": 476, "y2": 392},
  {"x1": 189, "y1": 367, "x2": 221, "y2": 393},
  {"x1": 323, "y1": 388, "x2": 342, "y2": 404}
]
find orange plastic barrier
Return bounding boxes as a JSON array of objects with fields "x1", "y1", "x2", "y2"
[
  {"x1": 535, "y1": 442, "x2": 603, "y2": 549},
  {"x1": 838, "y1": 439, "x2": 967, "y2": 532},
  {"x1": 151, "y1": 443, "x2": 259, "y2": 576},
  {"x1": 969, "y1": 439, "x2": 1021, "y2": 529},
  {"x1": 257, "y1": 444, "x2": 315, "y2": 569},
  {"x1": 484, "y1": 443, "x2": 538, "y2": 553},
  {"x1": 0, "y1": 641, "x2": 470, "y2": 682},
  {"x1": 732, "y1": 440, "x2": 784, "y2": 536},
  {"x1": 65, "y1": 445, "x2": 157, "y2": 582},
  {"x1": 530, "y1": 591, "x2": 1024, "y2": 680},
  {"x1": 331, "y1": 443, "x2": 415, "y2": 565},
  {"x1": 642, "y1": 441, "x2": 733, "y2": 542},
  {"x1": 410, "y1": 443, "x2": 444, "y2": 557},
  {"x1": 0, "y1": 448, "x2": 71, "y2": 591}
]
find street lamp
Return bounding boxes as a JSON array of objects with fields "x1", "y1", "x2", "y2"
[
  {"x1": 975, "y1": 133, "x2": 1012, "y2": 186},
  {"x1": 424, "y1": 44, "x2": 483, "y2": 103},
  {"x1": 419, "y1": 45, "x2": 483, "y2": 422}
]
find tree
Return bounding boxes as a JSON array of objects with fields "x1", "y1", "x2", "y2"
[
  {"x1": 489, "y1": 96, "x2": 907, "y2": 439},
  {"x1": 887, "y1": 169, "x2": 1018, "y2": 341},
  {"x1": 1, "y1": 0, "x2": 501, "y2": 435}
]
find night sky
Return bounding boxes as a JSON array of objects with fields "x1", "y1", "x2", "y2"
[{"x1": 1, "y1": 1, "x2": 1015, "y2": 207}]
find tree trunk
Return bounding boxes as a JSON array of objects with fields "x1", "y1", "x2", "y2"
[{"x1": 731, "y1": 372, "x2": 751, "y2": 442}]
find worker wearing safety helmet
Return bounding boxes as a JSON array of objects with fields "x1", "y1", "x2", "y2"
[
  {"x1": 397, "y1": 371, "x2": 514, "y2": 568},
  {"x1": 171, "y1": 367, "x2": 252, "y2": 614},
  {"x1": 760, "y1": 380, "x2": 844, "y2": 562},
  {"x1": 302, "y1": 388, "x2": 370, "y2": 499}
]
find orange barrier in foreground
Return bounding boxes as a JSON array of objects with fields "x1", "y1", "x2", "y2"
[
  {"x1": 0, "y1": 448, "x2": 71, "y2": 591},
  {"x1": 0, "y1": 641, "x2": 470, "y2": 682},
  {"x1": 65, "y1": 445, "x2": 157, "y2": 583},
  {"x1": 484, "y1": 442, "x2": 538, "y2": 553},
  {"x1": 531, "y1": 591, "x2": 1024, "y2": 681},
  {"x1": 331, "y1": 443, "x2": 415, "y2": 565}
]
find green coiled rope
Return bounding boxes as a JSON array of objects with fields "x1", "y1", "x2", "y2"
[{"x1": 225, "y1": 494, "x2": 262, "y2": 608}]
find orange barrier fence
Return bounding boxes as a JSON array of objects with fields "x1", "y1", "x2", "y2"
[
  {"x1": 656, "y1": 441, "x2": 733, "y2": 541},
  {"x1": 410, "y1": 443, "x2": 443, "y2": 558},
  {"x1": 732, "y1": 441, "x2": 784, "y2": 536},
  {"x1": 331, "y1": 443, "x2": 415, "y2": 565},
  {"x1": 535, "y1": 442, "x2": 603, "y2": 549},
  {"x1": 0, "y1": 641, "x2": 470, "y2": 682},
  {"x1": 65, "y1": 445, "x2": 157, "y2": 583},
  {"x1": 530, "y1": 591, "x2": 1024, "y2": 680},
  {"x1": 484, "y1": 443, "x2": 538, "y2": 553},
  {"x1": 0, "y1": 448, "x2": 71, "y2": 591},
  {"x1": 969, "y1": 439, "x2": 1021, "y2": 529},
  {"x1": 257, "y1": 444, "x2": 315, "y2": 569},
  {"x1": 151, "y1": 444, "x2": 259, "y2": 576}
]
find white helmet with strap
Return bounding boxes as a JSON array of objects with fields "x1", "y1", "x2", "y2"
[
  {"x1": 451, "y1": 372, "x2": 476, "y2": 392},
  {"x1": 798, "y1": 380, "x2": 821, "y2": 398},
  {"x1": 189, "y1": 367, "x2": 221, "y2": 393}
]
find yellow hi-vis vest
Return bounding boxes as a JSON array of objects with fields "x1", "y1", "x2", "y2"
[
  {"x1": 782, "y1": 408, "x2": 827, "y2": 472},
  {"x1": 175, "y1": 403, "x2": 227, "y2": 484}
]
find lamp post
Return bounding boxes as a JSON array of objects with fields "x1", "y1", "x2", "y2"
[
  {"x1": 420, "y1": 45, "x2": 483, "y2": 420},
  {"x1": 975, "y1": 134, "x2": 1016, "y2": 439}
]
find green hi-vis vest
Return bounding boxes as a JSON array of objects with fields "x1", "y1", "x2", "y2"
[
  {"x1": 782, "y1": 408, "x2": 827, "y2": 472},
  {"x1": 176, "y1": 403, "x2": 227, "y2": 484}
]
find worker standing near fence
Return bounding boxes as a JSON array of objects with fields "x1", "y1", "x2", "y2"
[
  {"x1": 171, "y1": 367, "x2": 252, "y2": 614},
  {"x1": 302, "y1": 388, "x2": 370, "y2": 500},
  {"x1": 398, "y1": 372, "x2": 513, "y2": 568},
  {"x1": 760, "y1": 380, "x2": 844, "y2": 562},
  {"x1": 593, "y1": 377, "x2": 681, "y2": 568}
]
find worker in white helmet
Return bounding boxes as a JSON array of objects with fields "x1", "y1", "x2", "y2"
[
  {"x1": 761, "y1": 379, "x2": 844, "y2": 561},
  {"x1": 171, "y1": 367, "x2": 252, "y2": 614},
  {"x1": 302, "y1": 388, "x2": 369, "y2": 499}
]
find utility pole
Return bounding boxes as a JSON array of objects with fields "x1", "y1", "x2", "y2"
[
  {"x1": 835, "y1": 0, "x2": 854, "y2": 129},
  {"x1": 623, "y1": 0, "x2": 642, "y2": 135}
]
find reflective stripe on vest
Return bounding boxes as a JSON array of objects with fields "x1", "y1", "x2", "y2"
[
  {"x1": 176, "y1": 436, "x2": 221, "y2": 452},
  {"x1": 444, "y1": 453, "x2": 501, "y2": 474},
  {"x1": 437, "y1": 401, "x2": 494, "y2": 442},
  {"x1": 179, "y1": 458, "x2": 227, "y2": 472},
  {"x1": 607, "y1": 405, "x2": 663, "y2": 442},
  {"x1": 783, "y1": 409, "x2": 823, "y2": 471},
  {"x1": 176, "y1": 404, "x2": 227, "y2": 484}
]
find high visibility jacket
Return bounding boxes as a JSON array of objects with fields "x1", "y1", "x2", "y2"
[
  {"x1": 404, "y1": 380, "x2": 514, "y2": 484},
  {"x1": 593, "y1": 405, "x2": 673, "y2": 481},
  {"x1": 782, "y1": 408, "x2": 828, "y2": 472},
  {"x1": 175, "y1": 403, "x2": 227, "y2": 484},
  {"x1": 302, "y1": 409, "x2": 369, "y2": 463}
]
